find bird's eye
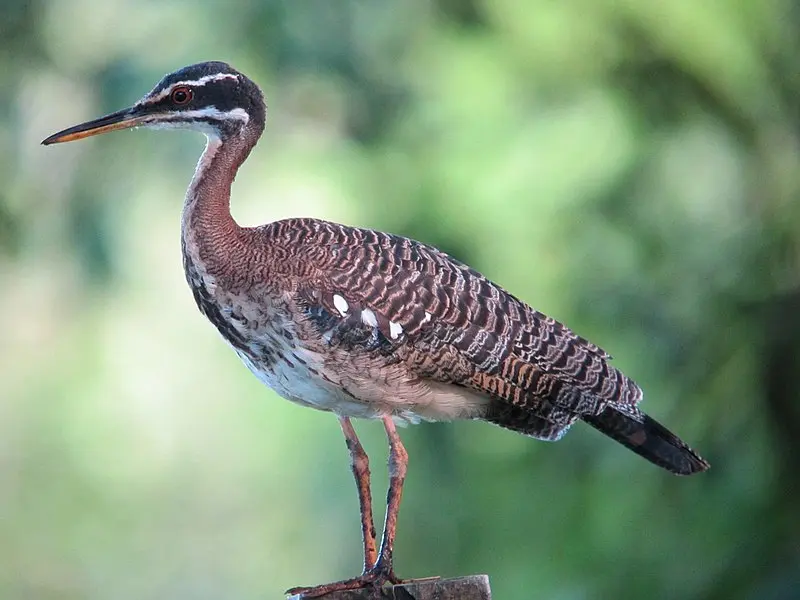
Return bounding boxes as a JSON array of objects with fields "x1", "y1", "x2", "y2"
[{"x1": 171, "y1": 87, "x2": 192, "y2": 105}]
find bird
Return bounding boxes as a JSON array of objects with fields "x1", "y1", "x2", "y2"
[{"x1": 42, "y1": 61, "x2": 710, "y2": 598}]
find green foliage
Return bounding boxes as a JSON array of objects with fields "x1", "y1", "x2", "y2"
[{"x1": 1, "y1": 1, "x2": 799, "y2": 598}]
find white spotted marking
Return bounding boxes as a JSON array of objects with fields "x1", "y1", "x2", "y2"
[
  {"x1": 422, "y1": 311, "x2": 432, "y2": 324},
  {"x1": 333, "y1": 294, "x2": 349, "y2": 316},
  {"x1": 361, "y1": 308, "x2": 378, "y2": 328},
  {"x1": 389, "y1": 321, "x2": 403, "y2": 339}
]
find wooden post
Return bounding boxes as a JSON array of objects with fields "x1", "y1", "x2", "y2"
[{"x1": 287, "y1": 575, "x2": 491, "y2": 600}]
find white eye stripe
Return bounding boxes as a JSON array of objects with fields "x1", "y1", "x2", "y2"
[
  {"x1": 161, "y1": 106, "x2": 250, "y2": 125},
  {"x1": 143, "y1": 73, "x2": 239, "y2": 104}
]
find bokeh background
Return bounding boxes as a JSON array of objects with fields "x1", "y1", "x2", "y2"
[{"x1": 2, "y1": 1, "x2": 799, "y2": 599}]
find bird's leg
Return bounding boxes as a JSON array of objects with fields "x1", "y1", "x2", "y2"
[
  {"x1": 370, "y1": 414, "x2": 408, "y2": 583},
  {"x1": 285, "y1": 415, "x2": 409, "y2": 598},
  {"x1": 338, "y1": 416, "x2": 378, "y2": 572}
]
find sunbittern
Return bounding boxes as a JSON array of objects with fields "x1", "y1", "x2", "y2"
[{"x1": 43, "y1": 62, "x2": 710, "y2": 598}]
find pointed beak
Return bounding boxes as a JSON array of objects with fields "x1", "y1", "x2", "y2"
[{"x1": 41, "y1": 106, "x2": 149, "y2": 145}]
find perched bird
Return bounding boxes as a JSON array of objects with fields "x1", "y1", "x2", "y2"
[{"x1": 43, "y1": 61, "x2": 710, "y2": 597}]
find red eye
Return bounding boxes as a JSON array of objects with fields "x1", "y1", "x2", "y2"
[{"x1": 171, "y1": 86, "x2": 192, "y2": 105}]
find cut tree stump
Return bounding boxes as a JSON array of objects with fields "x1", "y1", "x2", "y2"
[{"x1": 286, "y1": 574, "x2": 491, "y2": 600}]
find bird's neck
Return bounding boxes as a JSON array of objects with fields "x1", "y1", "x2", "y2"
[{"x1": 181, "y1": 124, "x2": 261, "y2": 274}]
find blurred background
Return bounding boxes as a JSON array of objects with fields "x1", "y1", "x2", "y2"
[{"x1": 2, "y1": 1, "x2": 799, "y2": 598}]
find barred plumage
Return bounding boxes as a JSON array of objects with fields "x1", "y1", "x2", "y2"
[
  {"x1": 43, "y1": 60, "x2": 710, "y2": 598},
  {"x1": 226, "y1": 218, "x2": 706, "y2": 475}
]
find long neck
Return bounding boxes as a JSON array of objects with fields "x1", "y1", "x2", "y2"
[{"x1": 181, "y1": 123, "x2": 262, "y2": 273}]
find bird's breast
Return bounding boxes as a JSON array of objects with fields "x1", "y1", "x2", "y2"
[{"x1": 181, "y1": 247, "x2": 384, "y2": 417}]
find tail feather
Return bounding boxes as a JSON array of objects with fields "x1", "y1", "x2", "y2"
[{"x1": 583, "y1": 406, "x2": 710, "y2": 475}]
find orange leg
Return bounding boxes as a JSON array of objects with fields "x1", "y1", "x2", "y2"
[
  {"x1": 339, "y1": 416, "x2": 378, "y2": 572},
  {"x1": 286, "y1": 415, "x2": 408, "y2": 598},
  {"x1": 371, "y1": 415, "x2": 407, "y2": 581}
]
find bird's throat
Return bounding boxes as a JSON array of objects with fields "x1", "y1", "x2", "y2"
[{"x1": 182, "y1": 136, "x2": 235, "y2": 246}]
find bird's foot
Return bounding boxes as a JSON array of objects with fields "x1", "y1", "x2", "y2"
[{"x1": 286, "y1": 564, "x2": 402, "y2": 599}]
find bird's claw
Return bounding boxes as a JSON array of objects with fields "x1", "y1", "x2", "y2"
[{"x1": 286, "y1": 565, "x2": 402, "y2": 598}]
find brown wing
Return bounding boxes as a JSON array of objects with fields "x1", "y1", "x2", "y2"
[{"x1": 263, "y1": 218, "x2": 642, "y2": 440}]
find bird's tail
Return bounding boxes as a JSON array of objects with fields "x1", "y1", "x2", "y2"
[{"x1": 583, "y1": 406, "x2": 710, "y2": 475}]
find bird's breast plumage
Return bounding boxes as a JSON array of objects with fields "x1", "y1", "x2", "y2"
[{"x1": 181, "y1": 231, "x2": 349, "y2": 413}]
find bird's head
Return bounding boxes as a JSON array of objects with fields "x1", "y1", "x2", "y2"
[{"x1": 42, "y1": 61, "x2": 266, "y2": 146}]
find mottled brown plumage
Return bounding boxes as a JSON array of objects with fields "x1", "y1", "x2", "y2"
[{"x1": 43, "y1": 61, "x2": 710, "y2": 598}]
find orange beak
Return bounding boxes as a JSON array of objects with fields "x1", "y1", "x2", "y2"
[{"x1": 41, "y1": 107, "x2": 147, "y2": 145}]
